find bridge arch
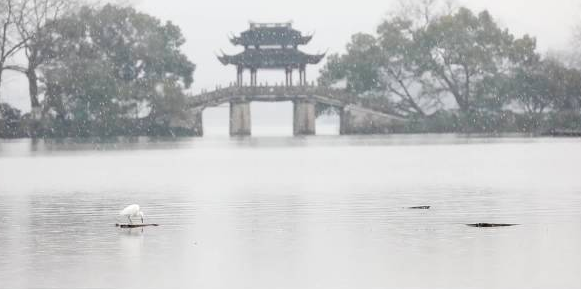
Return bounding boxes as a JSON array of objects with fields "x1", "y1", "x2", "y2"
[{"x1": 173, "y1": 85, "x2": 404, "y2": 137}]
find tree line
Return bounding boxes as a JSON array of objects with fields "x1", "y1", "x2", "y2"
[
  {"x1": 1, "y1": 0, "x2": 580, "y2": 137},
  {"x1": 0, "y1": 1, "x2": 195, "y2": 137},
  {"x1": 319, "y1": 1, "x2": 581, "y2": 133}
]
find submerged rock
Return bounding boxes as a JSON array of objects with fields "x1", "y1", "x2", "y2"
[
  {"x1": 115, "y1": 223, "x2": 159, "y2": 228},
  {"x1": 408, "y1": 206, "x2": 431, "y2": 210},
  {"x1": 466, "y1": 223, "x2": 518, "y2": 228},
  {"x1": 541, "y1": 129, "x2": 581, "y2": 137}
]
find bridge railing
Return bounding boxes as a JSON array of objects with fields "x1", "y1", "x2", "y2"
[{"x1": 188, "y1": 84, "x2": 396, "y2": 116}]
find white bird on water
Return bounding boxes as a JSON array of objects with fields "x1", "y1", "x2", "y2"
[{"x1": 119, "y1": 204, "x2": 144, "y2": 224}]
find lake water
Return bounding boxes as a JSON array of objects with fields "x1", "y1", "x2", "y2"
[{"x1": 0, "y1": 134, "x2": 580, "y2": 289}]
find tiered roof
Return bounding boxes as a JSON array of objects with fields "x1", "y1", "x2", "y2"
[
  {"x1": 218, "y1": 49, "x2": 325, "y2": 69},
  {"x1": 229, "y1": 22, "x2": 313, "y2": 47},
  {"x1": 219, "y1": 22, "x2": 325, "y2": 69}
]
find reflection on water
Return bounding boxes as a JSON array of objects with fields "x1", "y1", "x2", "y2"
[{"x1": 0, "y1": 134, "x2": 580, "y2": 289}]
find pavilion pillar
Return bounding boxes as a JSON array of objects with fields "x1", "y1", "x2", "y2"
[
  {"x1": 230, "y1": 101, "x2": 251, "y2": 136},
  {"x1": 237, "y1": 66, "x2": 243, "y2": 87},
  {"x1": 250, "y1": 68, "x2": 254, "y2": 87},
  {"x1": 250, "y1": 68, "x2": 257, "y2": 86},
  {"x1": 293, "y1": 99, "x2": 316, "y2": 135},
  {"x1": 299, "y1": 65, "x2": 307, "y2": 86}
]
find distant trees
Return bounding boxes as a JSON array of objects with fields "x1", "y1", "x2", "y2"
[
  {"x1": 0, "y1": 102, "x2": 22, "y2": 137},
  {"x1": 0, "y1": 3, "x2": 197, "y2": 137},
  {"x1": 319, "y1": 1, "x2": 581, "y2": 132},
  {"x1": 38, "y1": 4, "x2": 195, "y2": 136},
  {"x1": 2, "y1": 1, "x2": 580, "y2": 137},
  {"x1": 416, "y1": 8, "x2": 538, "y2": 113},
  {"x1": 506, "y1": 59, "x2": 580, "y2": 115}
]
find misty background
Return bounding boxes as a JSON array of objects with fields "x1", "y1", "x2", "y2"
[{"x1": 1, "y1": 0, "x2": 580, "y2": 133}]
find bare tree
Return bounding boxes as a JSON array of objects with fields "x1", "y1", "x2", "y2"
[
  {"x1": 566, "y1": 22, "x2": 581, "y2": 69},
  {"x1": 6, "y1": 0, "x2": 75, "y2": 119},
  {"x1": 376, "y1": 0, "x2": 456, "y2": 117},
  {"x1": 0, "y1": 0, "x2": 27, "y2": 101},
  {"x1": 392, "y1": 0, "x2": 457, "y2": 28}
]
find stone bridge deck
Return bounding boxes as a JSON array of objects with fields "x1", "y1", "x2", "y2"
[
  {"x1": 178, "y1": 85, "x2": 405, "y2": 136},
  {"x1": 188, "y1": 85, "x2": 394, "y2": 115}
]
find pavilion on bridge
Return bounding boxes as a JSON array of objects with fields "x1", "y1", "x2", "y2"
[
  {"x1": 218, "y1": 22, "x2": 325, "y2": 87},
  {"x1": 176, "y1": 22, "x2": 401, "y2": 137},
  {"x1": 217, "y1": 22, "x2": 325, "y2": 136}
]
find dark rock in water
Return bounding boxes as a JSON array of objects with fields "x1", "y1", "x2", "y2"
[
  {"x1": 408, "y1": 206, "x2": 431, "y2": 210},
  {"x1": 116, "y1": 223, "x2": 159, "y2": 228},
  {"x1": 541, "y1": 129, "x2": 581, "y2": 137},
  {"x1": 466, "y1": 223, "x2": 518, "y2": 228}
]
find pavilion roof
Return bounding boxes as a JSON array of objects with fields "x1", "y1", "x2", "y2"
[
  {"x1": 230, "y1": 22, "x2": 313, "y2": 47},
  {"x1": 218, "y1": 48, "x2": 325, "y2": 69}
]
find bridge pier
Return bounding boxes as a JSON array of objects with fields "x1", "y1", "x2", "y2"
[
  {"x1": 191, "y1": 110, "x2": 204, "y2": 136},
  {"x1": 293, "y1": 100, "x2": 316, "y2": 135},
  {"x1": 230, "y1": 101, "x2": 251, "y2": 136},
  {"x1": 339, "y1": 107, "x2": 354, "y2": 135}
]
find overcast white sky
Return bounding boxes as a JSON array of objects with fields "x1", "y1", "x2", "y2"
[{"x1": 2, "y1": 0, "x2": 580, "y2": 114}]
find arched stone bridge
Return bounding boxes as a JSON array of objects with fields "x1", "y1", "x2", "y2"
[{"x1": 174, "y1": 84, "x2": 405, "y2": 136}]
